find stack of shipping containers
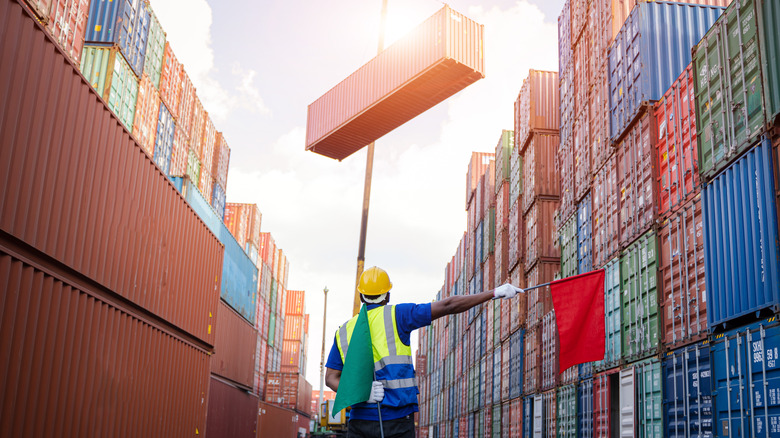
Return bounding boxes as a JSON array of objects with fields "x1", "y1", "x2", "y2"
[{"x1": 419, "y1": 0, "x2": 780, "y2": 437}]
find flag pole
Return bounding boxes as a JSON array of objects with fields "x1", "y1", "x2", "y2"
[
  {"x1": 373, "y1": 370, "x2": 385, "y2": 438},
  {"x1": 491, "y1": 281, "x2": 552, "y2": 299}
]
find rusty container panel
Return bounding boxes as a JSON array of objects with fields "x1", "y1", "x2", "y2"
[
  {"x1": 496, "y1": 181, "x2": 509, "y2": 231},
  {"x1": 211, "y1": 301, "x2": 258, "y2": 388},
  {"x1": 169, "y1": 120, "x2": 189, "y2": 176},
  {"x1": 495, "y1": 228, "x2": 508, "y2": 287},
  {"x1": 590, "y1": 66, "x2": 611, "y2": 172},
  {"x1": 558, "y1": 139, "x2": 577, "y2": 221},
  {"x1": 524, "y1": 325, "x2": 542, "y2": 395},
  {"x1": 212, "y1": 132, "x2": 231, "y2": 191},
  {"x1": 659, "y1": 195, "x2": 708, "y2": 349},
  {"x1": 571, "y1": 0, "x2": 588, "y2": 45},
  {"x1": 588, "y1": 0, "x2": 609, "y2": 76},
  {"x1": 206, "y1": 376, "x2": 259, "y2": 438},
  {"x1": 654, "y1": 64, "x2": 699, "y2": 218},
  {"x1": 285, "y1": 290, "x2": 305, "y2": 316},
  {"x1": 189, "y1": 96, "x2": 206, "y2": 157},
  {"x1": 541, "y1": 310, "x2": 560, "y2": 390},
  {"x1": 257, "y1": 401, "x2": 300, "y2": 438},
  {"x1": 0, "y1": 249, "x2": 211, "y2": 437},
  {"x1": 306, "y1": 5, "x2": 485, "y2": 161},
  {"x1": 573, "y1": 28, "x2": 590, "y2": 117},
  {"x1": 525, "y1": 260, "x2": 559, "y2": 328},
  {"x1": 515, "y1": 70, "x2": 560, "y2": 150},
  {"x1": 524, "y1": 198, "x2": 561, "y2": 271},
  {"x1": 522, "y1": 133, "x2": 561, "y2": 214},
  {"x1": 573, "y1": 108, "x2": 591, "y2": 202},
  {"x1": 41, "y1": 0, "x2": 90, "y2": 65},
  {"x1": 467, "y1": 152, "x2": 494, "y2": 209},
  {"x1": 159, "y1": 41, "x2": 182, "y2": 119},
  {"x1": 0, "y1": 1, "x2": 222, "y2": 344},
  {"x1": 592, "y1": 153, "x2": 621, "y2": 268},
  {"x1": 178, "y1": 70, "x2": 196, "y2": 135},
  {"x1": 559, "y1": 0, "x2": 572, "y2": 73},
  {"x1": 132, "y1": 73, "x2": 160, "y2": 156},
  {"x1": 560, "y1": 61, "x2": 575, "y2": 152},
  {"x1": 617, "y1": 108, "x2": 659, "y2": 248}
]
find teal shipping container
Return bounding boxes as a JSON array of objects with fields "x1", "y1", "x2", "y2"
[
  {"x1": 171, "y1": 176, "x2": 258, "y2": 324},
  {"x1": 80, "y1": 45, "x2": 139, "y2": 132},
  {"x1": 556, "y1": 384, "x2": 577, "y2": 438},
  {"x1": 560, "y1": 212, "x2": 578, "y2": 278},
  {"x1": 595, "y1": 258, "x2": 622, "y2": 371},
  {"x1": 143, "y1": 8, "x2": 165, "y2": 89},
  {"x1": 759, "y1": 0, "x2": 780, "y2": 123}
]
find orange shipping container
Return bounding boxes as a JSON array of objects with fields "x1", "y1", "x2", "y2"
[
  {"x1": 200, "y1": 113, "x2": 216, "y2": 173},
  {"x1": 280, "y1": 339, "x2": 303, "y2": 373},
  {"x1": 159, "y1": 41, "x2": 182, "y2": 119},
  {"x1": 211, "y1": 301, "x2": 258, "y2": 389},
  {"x1": 466, "y1": 152, "x2": 494, "y2": 208},
  {"x1": 283, "y1": 315, "x2": 304, "y2": 342},
  {"x1": 522, "y1": 133, "x2": 561, "y2": 214},
  {"x1": 133, "y1": 74, "x2": 161, "y2": 156},
  {"x1": 306, "y1": 5, "x2": 485, "y2": 161},
  {"x1": 189, "y1": 97, "x2": 205, "y2": 157},
  {"x1": 589, "y1": 66, "x2": 611, "y2": 172},
  {"x1": 259, "y1": 233, "x2": 275, "y2": 268},
  {"x1": 524, "y1": 199, "x2": 561, "y2": 271},
  {"x1": 592, "y1": 153, "x2": 620, "y2": 268},
  {"x1": 178, "y1": 71, "x2": 196, "y2": 135},
  {"x1": 285, "y1": 290, "x2": 305, "y2": 316},
  {"x1": 225, "y1": 203, "x2": 249, "y2": 250},
  {"x1": 213, "y1": 132, "x2": 231, "y2": 190},
  {"x1": 169, "y1": 121, "x2": 189, "y2": 176},
  {"x1": 515, "y1": 70, "x2": 560, "y2": 151}
]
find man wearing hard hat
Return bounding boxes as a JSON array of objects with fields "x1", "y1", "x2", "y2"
[{"x1": 325, "y1": 266, "x2": 522, "y2": 438}]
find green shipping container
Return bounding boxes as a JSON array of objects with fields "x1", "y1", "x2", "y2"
[
  {"x1": 477, "y1": 410, "x2": 484, "y2": 437},
  {"x1": 556, "y1": 384, "x2": 577, "y2": 438},
  {"x1": 268, "y1": 312, "x2": 276, "y2": 347},
  {"x1": 492, "y1": 404, "x2": 502, "y2": 438},
  {"x1": 560, "y1": 213, "x2": 578, "y2": 278},
  {"x1": 143, "y1": 9, "x2": 166, "y2": 89},
  {"x1": 621, "y1": 231, "x2": 660, "y2": 362},
  {"x1": 495, "y1": 129, "x2": 514, "y2": 189},
  {"x1": 759, "y1": 0, "x2": 780, "y2": 122},
  {"x1": 186, "y1": 149, "x2": 201, "y2": 183},
  {"x1": 594, "y1": 257, "x2": 622, "y2": 371},
  {"x1": 80, "y1": 46, "x2": 139, "y2": 132},
  {"x1": 634, "y1": 358, "x2": 663, "y2": 438},
  {"x1": 693, "y1": 0, "x2": 767, "y2": 180}
]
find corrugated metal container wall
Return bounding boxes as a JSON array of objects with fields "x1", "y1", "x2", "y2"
[
  {"x1": 213, "y1": 132, "x2": 231, "y2": 190},
  {"x1": 703, "y1": 137, "x2": 780, "y2": 329},
  {"x1": 578, "y1": 378, "x2": 594, "y2": 438},
  {"x1": 589, "y1": 67, "x2": 611, "y2": 172},
  {"x1": 541, "y1": 311, "x2": 561, "y2": 391},
  {"x1": 515, "y1": 70, "x2": 560, "y2": 149},
  {"x1": 524, "y1": 325, "x2": 542, "y2": 395},
  {"x1": 1, "y1": 6, "x2": 222, "y2": 344},
  {"x1": 662, "y1": 341, "x2": 711, "y2": 438},
  {"x1": 178, "y1": 71, "x2": 196, "y2": 135},
  {"x1": 80, "y1": 45, "x2": 139, "y2": 132},
  {"x1": 206, "y1": 377, "x2": 259, "y2": 438},
  {"x1": 525, "y1": 261, "x2": 558, "y2": 328},
  {"x1": 143, "y1": 7, "x2": 164, "y2": 89},
  {"x1": 633, "y1": 358, "x2": 663, "y2": 438},
  {"x1": 508, "y1": 201, "x2": 522, "y2": 271},
  {"x1": 608, "y1": 2, "x2": 724, "y2": 141},
  {"x1": 524, "y1": 199, "x2": 560, "y2": 271},
  {"x1": 510, "y1": 328, "x2": 525, "y2": 399},
  {"x1": 159, "y1": 41, "x2": 182, "y2": 119},
  {"x1": 560, "y1": 213, "x2": 578, "y2": 279},
  {"x1": 556, "y1": 384, "x2": 577, "y2": 438},
  {"x1": 616, "y1": 110, "x2": 658, "y2": 247},
  {"x1": 659, "y1": 195, "x2": 708, "y2": 348},
  {"x1": 169, "y1": 123, "x2": 188, "y2": 175},
  {"x1": 306, "y1": 5, "x2": 485, "y2": 161},
  {"x1": 467, "y1": 152, "x2": 494, "y2": 208},
  {"x1": 253, "y1": 334, "x2": 267, "y2": 396},
  {"x1": 285, "y1": 290, "x2": 305, "y2": 315},
  {"x1": 558, "y1": 141, "x2": 577, "y2": 221},
  {"x1": 695, "y1": 0, "x2": 770, "y2": 180},
  {"x1": 620, "y1": 231, "x2": 660, "y2": 362},
  {"x1": 591, "y1": 153, "x2": 619, "y2": 268},
  {"x1": 153, "y1": 101, "x2": 174, "y2": 174},
  {"x1": 573, "y1": 30, "x2": 590, "y2": 118},
  {"x1": 280, "y1": 339, "x2": 303, "y2": 373},
  {"x1": 495, "y1": 130, "x2": 514, "y2": 191},
  {"x1": 543, "y1": 389, "x2": 557, "y2": 438},
  {"x1": 760, "y1": 0, "x2": 780, "y2": 123},
  {"x1": 186, "y1": 149, "x2": 201, "y2": 186},
  {"x1": 256, "y1": 401, "x2": 299, "y2": 438},
  {"x1": 711, "y1": 317, "x2": 780, "y2": 438},
  {"x1": 522, "y1": 133, "x2": 561, "y2": 214},
  {"x1": 199, "y1": 114, "x2": 217, "y2": 191},
  {"x1": 212, "y1": 301, "x2": 258, "y2": 388},
  {"x1": 0, "y1": 249, "x2": 211, "y2": 437},
  {"x1": 211, "y1": 182, "x2": 226, "y2": 219},
  {"x1": 40, "y1": 0, "x2": 90, "y2": 65},
  {"x1": 510, "y1": 143, "x2": 523, "y2": 207},
  {"x1": 560, "y1": 62, "x2": 575, "y2": 154},
  {"x1": 577, "y1": 192, "x2": 593, "y2": 274},
  {"x1": 558, "y1": 0, "x2": 572, "y2": 74},
  {"x1": 593, "y1": 371, "x2": 612, "y2": 438},
  {"x1": 132, "y1": 73, "x2": 160, "y2": 156},
  {"x1": 570, "y1": 0, "x2": 586, "y2": 44},
  {"x1": 618, "y1": 368, "x2": 635, "y2": 438},
  {"x1": 85, "y1": 0, "x2": 149, "y2": 77},
  {"x1": 573, "y1": 108, "x2": 591, "y2": 201},
  {"x1": 189, "y1": 96, "x2": 206, "y2": 155},
  {"x1": 654, "y1": 64, "x2": 699, "y2": 217}
]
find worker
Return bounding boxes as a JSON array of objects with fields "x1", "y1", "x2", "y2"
[{"x1": 325, "y1": 266, "x2": 523, "y2": 438}]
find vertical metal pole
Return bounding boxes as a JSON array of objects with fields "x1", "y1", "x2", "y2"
[
  {"x1": 318, "y1": 287, "x2": 329, "y2": 431},
  {"x1": 353, "y1": 0, "x2": 389, "y2": 317}
]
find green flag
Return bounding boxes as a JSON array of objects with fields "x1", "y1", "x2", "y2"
[{"x1": 332, "y1": 304, "x2": 374, "y2": 416}]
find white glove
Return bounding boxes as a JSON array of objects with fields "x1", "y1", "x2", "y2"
[
  {"x1": 367, "y1": 380, "x2": 384, "y2": 403},
  {"x1": 493, "y1": 283, "x2": 524, "y2": 299}
]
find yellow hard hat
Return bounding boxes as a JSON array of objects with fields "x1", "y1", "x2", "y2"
[{"x1": 358, "y1": 267, "x2": 393, "y2": 296}]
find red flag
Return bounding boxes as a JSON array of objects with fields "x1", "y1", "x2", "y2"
[{"x1": 550, "y1": 270, "x2": 606, "y2": 374}]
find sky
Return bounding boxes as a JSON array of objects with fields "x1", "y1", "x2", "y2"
[{"x1": 152, "y1": 0, "x2": 564, "y2": 390}]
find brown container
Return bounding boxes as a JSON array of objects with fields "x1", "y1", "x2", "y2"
[
  {"x1": 589, "y1": 66, "x2": 612, "y2": 172},
  {"x1": 515, "y1": 70, "x2": 560, "y2": 150},
  {"x1": 509, "y1": 264, "x2": 527, "y2": 333},
  {"x1": 159, "y1": 41, "x2": 182, "y2": 119},
  {"x1": 592, "y1": 152, "x2": 620, "y2": 268},
  {"x1": 0, "y1": 0, "x2": 222, "y2": 345},
  {"x1": 306, "y1": 5, "x2": 485, "y2": 161},
  {"x1": 0, "y1": 247, "x2": 211, "y2": 437},
  {"x1": 495, "y1": 228, "x2": 508, "y2": 287},
  {"x1": 522, "y1": 133, "x2": 561, "y2": 214},
  {"x1": 573, "y1": 108, "x2": 592, "y2": 202},
  {"x1": 524, "y1": 199, "x2": 561, "y2": 271},
  {"x1": 617, "y1": 107, "x2": 659, "y2": 248},
  {"x1": 524, "y1": 325, "x2": 542, "y2": 395},
  {"x1": 206, "y1": 376, "x2": 259, "y2": 438},
  {"x1": 571, "y1": 0, "x2": 588, "y2": 45},
  {"x1": 659, "y1": 194, "x2": 708, "y2": 349},
  {"x1": 541, "y1": 310, "x2": 559, "y2": 390},
  {"x1": 558, "y1": 139, "x2": 577, "y2": 221},
  {"x1": 496, "y1": 181, "x2": 509, "y2": 231},
  {"x1": 257, "y1": 400, "x2": 300, "y2": 438},
  {"x1": 265, "y1": 372, "x2": 312, "y2": 415},
  {"x1": 573, "y1": 29, "x2": 590, "y2": 117},
  {"x1": 212, "y1": 301, "x2": 258, "y2": 388},
  {"x1": 132, "y1": 73, "x2": 161, "y2": 156},
  {"x1": 525, "y1": 260, "x2": 559, "y2": 328}
]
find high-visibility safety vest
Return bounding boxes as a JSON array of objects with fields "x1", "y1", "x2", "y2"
[{"x1": 336, "y1": 305, "x2": 418, "y2": 409}]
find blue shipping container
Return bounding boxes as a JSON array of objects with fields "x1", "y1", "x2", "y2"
[
  {"x1": 85, "y1": 0, "x2": 150, "y2": 78},
  {"x1": 703, "y1": 137, "x2": 780, "y2": 329},
  {"x1": 608, "y1": 2, "x2": 724, "y2": 140},
  {"x1": 577, "y1": 191, "x2": 593, "y2": 274},
  {"x1": 711, "y1": 317, "x2": 780, "y2": 438},
  {"x1": 212, "y1": 182, "x2": 226, "y2": 220},
  {"x1": 154, "y1": 102, "x2": 174, "y2": 174},
  {"x1": 170, "y1": 177, "x2": 258, "y2": 324},
  {"x1": 579, "y1": 378, "x2": 594, "y2": 438},
  {"x1": 510, "y1": 328, "x2": 525, "y2": 399},
  {"x1": 662, "y1": 341, "x2": 712, "y2": 438},
  {"x1": 523, "y1": 396, "x2": 534, "y2": 438}
]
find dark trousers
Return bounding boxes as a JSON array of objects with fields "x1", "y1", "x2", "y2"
[{"x1": 347, "y1": 414, "x2": 415, "y2": 438}]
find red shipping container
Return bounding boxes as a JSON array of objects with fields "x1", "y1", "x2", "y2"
[
  {"x1": 256, "y1": 400, "x2": 301, "y2": 438},
  {"x1": 285, "y1": 290, "x2": 305, "y2": 316},
  {"x1": 169, "y1": 120, "x2": 189, "y2": 175},
  {"x1": 570, "y1": 0, "x2": 587, "y2": 44},
  {"x1": 466, "y1": 152, "x2": 494, "y2": 208},
  {"x1": 306, "y1": 5, "x2": 485, "y2": 161},
  {"x1": 524, "y1": 325, "x2": 542, "y2": 395},
  {"x1": 213, "y1": 131, "x2": 231, "y2": 190},
  {"x1": 206, "y1": 376, "x2": 259, "y2": 438},
  {"x1": 541, "y1": 310, "x2": 560, "y2": 391},
  {"x1": 515, "y1": 70, "x2": 560, "y2": 150},
  {"x1": 484, "y1": 350, "x2": 493, "y2": 406},
  {"x1": 590, "y1": 67, "x2": 611, "y2": 172},
  {"x1": 178, "y1": 71, "x2": 196, "y2": 136},
  {"x1": 592, "y1": 152, "x2": 620, "y2": 268},
  {"x1": 522, "y1": 132, "x2": 561, "y2": 213},
  {"x1": 558, "y1": 139, "x2": 577, "y2": 221},
  {"x1": 212, "y1": 301, "x2": 258, "y2": 389},
  {"x1": 524, "y1": 198, "x2": 561, "y2": 271},
  {"x1": 573, "y1": 107, "x2": 591, "y2": 202},
  {"x1": 254, "y1": 336, "x2": 267, "y2": 396},
  {"x1": 594, "y1": 368, "x2": 621, "y2": 438},
  {"x1": 189, "y1": 97, "x2": 205, "y2": 157},
  {"x1": 44, "y1": 0, "x2": 89, "y2": 65},
  {"x1": 495, "y1": 181, "x2": 509, "y2": 230},
  {"x1": 133, "y1": 73, "x2": 161, "y2": 156},
  {"x1": 659, "y1": 195, "x2": 707, "y2": 349},
  {"x1": 588, "y1": 0, "x2": 609, "y2": 75},
  {"x1": 525, "y1": 260, "x2": 559, "y2": 328},
  {"x1": 159, "y1": 41, "x2": 182, "y2": 119},
  {"x1": 259, "y1": 233, "x2": 275, "y2": 268},
  {"x1": 509, "y1": 264, "x2": 527, "y2": 333},
  {"x1": 485, "y1": 301, "x2": 494, "y2": 352},
  {"x1": 503, "y1": 402, "x2": 512, "y2": 437},
  {"x1": 654, "y1": 64, "x2": 699, "y2": 218},
  {"x1": 483, "y1": 403, "x2": 492, "y2": 437},
  {"x1": 617, "y1": 108, "x2": 659, "y2": 247},
  {"x1": 573, "y1": 29, "x2": 590, "y2": 117}
]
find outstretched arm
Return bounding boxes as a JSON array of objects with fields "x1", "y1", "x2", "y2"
[{"x1": 430, "y1": 284, "x2": 523, "y2": 320}]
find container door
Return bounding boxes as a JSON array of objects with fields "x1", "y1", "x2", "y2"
[
  {"x1": 619, "y1": 368, "x2": 635, "y2": 438},
  {"x1": 533, "y1": 394, "x2": 544, "y2": 438},
  {"x1": 579, "y1": 379, "x2": 594, "y2": 438}
]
